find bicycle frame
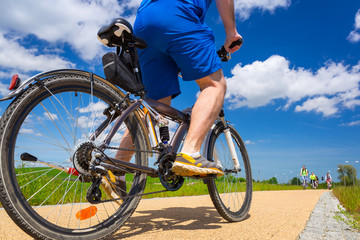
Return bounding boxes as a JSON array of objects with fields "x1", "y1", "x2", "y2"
[
  {"x1": 90, "y1": 92, "x2": 244, "y2": 180},
  {"x1": 91, "y1": 96, "x2": 191, "y2": 178}
]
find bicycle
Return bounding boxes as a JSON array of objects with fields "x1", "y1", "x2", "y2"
[
  {"x1": 0, "y1": 18, "x2": 252, "y2": 240},
  {"x1": 310, "y1": 179, "x2": 316, "y2": 189},
  {"x1": 327, "y1": 180, "x2": 332, "y2": 190}
]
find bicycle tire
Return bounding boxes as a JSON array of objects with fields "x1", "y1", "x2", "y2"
[
  {"x1": 0, "y1": 74, "x2": 148, "y2": 239},
  {"x1": 206, "y1": 121, "x2": 252, "y2": 222}
]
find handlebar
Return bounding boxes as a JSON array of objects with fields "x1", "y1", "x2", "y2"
[{"x1": 217, "y1": 38, "x2": 243, "y2": 62}]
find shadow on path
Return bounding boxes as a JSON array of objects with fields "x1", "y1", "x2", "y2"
[{"x1": 111, "y1": 206, "x2": 250, "y2": 239}]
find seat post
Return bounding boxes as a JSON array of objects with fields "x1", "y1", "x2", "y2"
[{"x1": 130, "y1": 47, "x2": 143, "y2": 86}]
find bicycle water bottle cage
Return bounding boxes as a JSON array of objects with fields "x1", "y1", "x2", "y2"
[{"x1": 97, "y1": 18, "x2": 147, "y2": 49}]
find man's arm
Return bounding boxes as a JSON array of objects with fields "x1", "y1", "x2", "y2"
[{"x1": 215, "y1": 0, "x2": 242, "y2": 53}]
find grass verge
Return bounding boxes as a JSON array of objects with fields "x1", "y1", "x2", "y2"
[{"x1": 333, "y1": 186, "x2": 360, "y2": 231}]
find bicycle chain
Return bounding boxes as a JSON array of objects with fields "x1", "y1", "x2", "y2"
[
  {"x1": 104, "y1": 146, "x2": 160, "y2": 154},
  {"x1": 99, "y1": 189, "x2": 169, "y2": 203}
]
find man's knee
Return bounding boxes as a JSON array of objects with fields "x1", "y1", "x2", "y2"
[{"x1": 196, "y1": 69, "x2": 227, "y2": 93}]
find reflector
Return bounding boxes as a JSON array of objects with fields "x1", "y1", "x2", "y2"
[
  {"x1": 76, "y1": 206, "x2": 97, "y2": 220},
  {"x1": 9, "y1": 75, "x2": 20, "y2": 90},
  {"x1": 66, "y1": 167, "x2": 80, "y2": 176}
]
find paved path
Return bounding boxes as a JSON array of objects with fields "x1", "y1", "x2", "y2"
[
  {"x1": 298, "y1": 191, "x2": 360, "y2": 240},
  {"x1": 0, "y1": 189, "x2": 336, "y2": 240}
]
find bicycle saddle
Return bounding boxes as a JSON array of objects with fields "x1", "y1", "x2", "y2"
[{"x1": 97, "y1": 18, "x2": 147, "y2": 49}]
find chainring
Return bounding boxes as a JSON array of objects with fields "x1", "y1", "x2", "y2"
[{"x1": 158, "y1": 153, "x2": 184, "y2": 191}]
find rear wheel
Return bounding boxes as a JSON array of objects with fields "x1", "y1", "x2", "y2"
[
  {"x1": 206, "y1": 121, "x2": 252, "y2": 222},
  {"x1": 0, "y1": 74, "x2": 148, "y2": 239}
]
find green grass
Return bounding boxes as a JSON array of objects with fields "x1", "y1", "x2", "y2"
[
  {"x1": 333, "y1": 186, "x2": 360, "y2": 229},
  {"x1": 0, "y1": 166, "x2": 309, "y2": 207},
  {"x1": 142, "y1": 177, "x2": 305, "y2": 199}
]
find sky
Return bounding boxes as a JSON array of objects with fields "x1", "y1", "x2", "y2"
[{"x1": 0, "y1": 0, "x2": 359, "y2": 183}]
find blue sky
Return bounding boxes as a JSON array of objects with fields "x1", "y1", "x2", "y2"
[{"x1": 0, "y1": 0, "x2": 359, "y2": 183}]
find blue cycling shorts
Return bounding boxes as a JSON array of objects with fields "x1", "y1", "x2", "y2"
[{"x1": 134, "y1": 0, "x2": 222, "y2": 100}]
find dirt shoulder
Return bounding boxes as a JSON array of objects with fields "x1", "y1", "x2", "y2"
[{"x1": 0, "y1": 189, "x2": 326, "y2": 240}]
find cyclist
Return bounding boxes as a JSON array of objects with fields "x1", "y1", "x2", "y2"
[
  {"x1": 309, "y1": 172, "x2": 316, "y2": 189},
  {"x1": 300, "y1": 165, "x2": 308, "y2": 188},
  {"x1": 325, "y1": 172, "x2": 332, "y2": 189},
  {"x1": 133, "y1": 0, "x2": 242, "y2": 176},
  {"x1": 315, "y1": 174, "x2": 319, "y2": 188}
]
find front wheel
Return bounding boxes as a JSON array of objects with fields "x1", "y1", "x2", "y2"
[{"x1": 206, "y1": 121, "x2": 252, "y2": 222}]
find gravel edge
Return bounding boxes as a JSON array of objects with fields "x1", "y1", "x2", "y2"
[{"x1": 297, "y1": 191, "x2": 360, "y2": 240}]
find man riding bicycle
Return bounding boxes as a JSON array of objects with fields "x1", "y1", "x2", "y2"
[
  {"x1": 309, "y1": 172, "x2": 316, "y2": 189},
  {"x1": 325, "y1": 172, "x2": 332, "y2": 189},
  {"x1": 133, "y1": 0, "x2": 242, "y2": 177},
  {"x1": 300, "y1": 165, "x2": 308, "y2": 187}
]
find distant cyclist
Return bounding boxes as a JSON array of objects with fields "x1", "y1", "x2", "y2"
[
  {"x1": 325, "y1": 172, "x2": 332, "y2": 190},
  {"x1": 315, "y1": 175, "x2": 319, "y2": 188},
  {"x1": 300, "y1": 165, "x2": 308, "y2": 189},
  {"x1": 309, "y1": 172, "x2": 316, "y2": 189}
]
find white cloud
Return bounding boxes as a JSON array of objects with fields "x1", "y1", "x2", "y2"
[
  {"x1": 295, "y1": 96, "x2": 339, "y2": 117},
  {"x1": 225, "y1": 55, "x2": 360, "y2": 117},
  {"x1": 0, "y1": 33, "x2": 74, "y2": 72},
  {"x1": 347, "y1": 9, "x2": 360, "y2": 43},
  {"x1": 43, "y1": 112, "x2": 59, "y2": 121},
  {"x1": 0, "y1": 0, "x2": 140, "y2": 61},
  {"x1": 77, "y1": 115, "x2": 106, "y2": 129},
  {"x1": 234, "y1": 0, "x2": 291, "y2": 20},
  {"x1": 341, "y1": 120, "x2": 360, "y2": 127},
  {"x1": 78, "y1": 101, "x2": 108, "y2": 113},
  {"x1": 20, "y1": 128, "x2": 35, "y2": 134},
  {"x1": 245, "y1": 140, "x2": 255, "y2": 145},
  {"x1": 19, "y1": 128, "x2": 42, "y2": 136}
]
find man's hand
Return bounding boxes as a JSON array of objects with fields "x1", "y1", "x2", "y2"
[{"x1": 224, "y1": 34, "x2": 243, "y2": 53}]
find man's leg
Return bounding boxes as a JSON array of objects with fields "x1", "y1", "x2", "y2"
[
  {"x1": 172, "y1": 69, "x2": 226, "y2": 177},
  {"x1": 181, "y1": 69, "x2": 226, "y2": 153}
]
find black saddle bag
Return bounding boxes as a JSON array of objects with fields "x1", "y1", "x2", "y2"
[{"x1": 102, "y1": 51, "x2": 145, "y2": 93}]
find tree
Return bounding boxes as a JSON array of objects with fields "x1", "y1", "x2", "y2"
[
  {"x1": 289, "y1": 177, "x2": 301, "y2": 185},
  {"x1": 337, "y1": 164, "x2": 357, "y2": 186},
  {"x1": 268, "y1": 177, "x2": 278, "y2": 184}
]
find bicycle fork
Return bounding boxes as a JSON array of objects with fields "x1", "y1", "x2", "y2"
[{"x1": 219, "y1": 116, "x2": 241, "y2": 171}]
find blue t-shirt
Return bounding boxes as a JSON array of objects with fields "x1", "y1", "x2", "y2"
[{"x1": 139, "y1": 0, "x2": 213, "y2": 21}]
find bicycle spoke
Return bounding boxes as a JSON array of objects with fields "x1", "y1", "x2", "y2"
[
  {"x1": 40, "y1": 103, "x2": 72, "y2": 151},
  {"x1": 48, "y1": 95, "x2": 77, "y2": 141},
  {"x1": 27, "y1": 170, "x2": 64, "y2": 202},
  {"x1": 42, "y1": 85, "x2": 89, "y2": 139},
  {"x1": 67, "y1": 179, "x2": 79, "y2": 228},
  {"x1": 28, "y1": 111, "x2": 71, "y2": 154},
  {"x1": 19, "y1": 168, "x2": 55, "y2": 189}
]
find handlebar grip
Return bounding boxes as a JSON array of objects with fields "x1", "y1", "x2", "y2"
[
  {"x1": 229, "y1": 38, "x2": 243, "y2": 49},
  {"x1": 217, "y1": 38, "x2": 243, "y2": 62}
]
